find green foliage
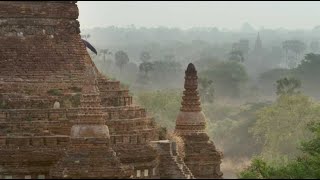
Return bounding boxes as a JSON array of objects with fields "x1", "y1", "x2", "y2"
[
  {"x1": 198, "y1": 77, "x2": 214, "y2": 103},
  {"x1": 99, "y1": 49, "x2": 112, "y2": 62},
  {"x1": 229, "y1": 50, "x2": 245, "y2": 63},
  {"x1": 251, "y1": 94, "x2": 320, "y2": 161},
  {"x1": 69, "y1": 86, "x2": 82, "y2": 93},
  {"x1": 259, "y1": 68, "x2": 291, "y2": 84},
  {"x1": 300, "y1": 121, "x2": 320, "y2": 157},
  {"x1": 310, "y1": 40, "x2": 319, "y2": 53},
  {"x1": 139, "y1": 62, "x2": 154, "y2": 76},
  {"x1": 238, "y1": 157, "x2": 272, "y2": 179},
  {"x1": 134, "y1": 89, "x2": 181, "y2": 130},
  {"x1": 259, "y1": 53, "x2": 320, "y2": 97},
  {"x1": 276, "y1": 77, "x2": 301, "y2": 95},
  {"x1": 202, "y1": 103, "x2": 236, "y2": 122},
  {"x1": 294, "y1": 53, "x2": 320, "y2": 81},
  {"x1": 206, "y1": 102, "x2": 267, "y2": 157},
  {"x1": 282, "y1": 40, "x2": 306, "y2": 68},
  {"x1": 47, "y1": 89, "x2": 63, "y2": 96},
  {"x1": 239, "y1": 121, "x2": 320, "y2": 179},
  {"x1": 258, "y1": 68, "x2": 292, "y2": 95},
  {"x1": 136, "y1": 60, "x2": 183, "y2": 89},
  {"x1": 151, "y1": 60, "x2": 182, "y2": 74},
  {"x1": 115, "y1": 50, "x2": 129, "y2": 70},
  {"x1": 282, "y1": 40, "x2": 306, "y2": 55},
  {"x1": 200, "y1": 61, "x2": 248, "y2": 97},
  {"x1": 0, "y1": 99, "x2": 8, "y2": 109}
]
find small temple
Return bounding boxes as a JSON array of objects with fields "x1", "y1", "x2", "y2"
[
  {"x1": 0, "y1": 1, "x2": 223, "y2": 179},
  {"x1": 175, "y1": 63, "x2": 223, "y2": 179}
]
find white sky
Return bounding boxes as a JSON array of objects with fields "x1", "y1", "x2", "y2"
[{"x1": 78, "y1": 1, "x2": 320, "y2": 30}]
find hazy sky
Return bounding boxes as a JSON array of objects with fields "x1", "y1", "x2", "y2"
[{"x1": 78, "y1": 1, "x2": 320, "y2": 30}]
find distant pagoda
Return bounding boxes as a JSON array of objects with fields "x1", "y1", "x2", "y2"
[{"x1": 253, "y1": 32, "x2": 263, "y2": 54}]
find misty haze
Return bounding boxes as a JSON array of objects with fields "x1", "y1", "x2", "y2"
[
  {"x1": 78, "y1": 1, "x2": 320, "y2": 178},
  {"x1": 1, "y1": 1, "x2": 320, "y2": 179}
]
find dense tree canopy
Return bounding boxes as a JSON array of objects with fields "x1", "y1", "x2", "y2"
[
  {"x1": 229, "y1": 50, "x2": 245, "y2": 63},
  {"x1": 198, "y1": 77, "x2": 214, "y2": 103},
  {"x1": 276, "y1": 77, "x2": 301, "y2": 96},
  {"x1": 115, "y1": 50, "x2": 130, "y2": 70},
  {"x1": 251, "y1": 94, "x2": 320, "y2": 161},
  {"x1": 140, "y1": 51, "x2": 151, "y2": 62},
  {"x1": 85, "y1": 26, "x2": 320, "y2": 179},
  {"x1": 239, "y1": 121, "x2": 320, "y2": 179},
  {"x1": 200, "y1": 61, "x2": 248, "y2": 97}
]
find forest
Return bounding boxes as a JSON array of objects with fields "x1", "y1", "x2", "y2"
[{"x1": 82, "y1": 25, "x2": 320, "y2": 178}]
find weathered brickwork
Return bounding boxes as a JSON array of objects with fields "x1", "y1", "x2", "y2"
[
  {"x1": 0, "y1": 1, "x2": 159, "y2": 179},
  {"x1": 0, "y1": 1, "x2": 223, "y2": 179},
  {"x1": 175, "y1": 63, "x2": 223, "y2": 179}
]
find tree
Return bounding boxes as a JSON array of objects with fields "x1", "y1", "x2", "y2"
[
  {"x1": 200, "y1": 61, "x2": 248, "y2": 97},
  {"x1": 139, "y1": 61, "x2": 154, "y2": 77},
  {"x1": 282, "y1": 40, "x2": 290, "y2": 65},
  {"x1": 99, "y1": 49, "x2": 112, "y2": 62},
  {"x1": 250, "y1": 93, "x2": 318, "y2": 162},
  {"x1": 207, "y1": 102, "x2": 267, "y2": 158},
  {"x1": 114, "y1": 50, "x2": 129, "y2": 71},
  {"x1": 140, "y1": 51, "x2": 151, "y2": 62},
  {"x1": 282, "y1": 40, "x2": 306, "y2": 68},
  {"x1": 229, "y1": 49, "x2": 245, "y2": 63},
  {"x1": 310, "y1": 40, "x2": 319, "y2": 53},
  {"x1": 290, "y1": 40, "x2": 306, "y2": 59},
  {"x1": 239, "y1": 39, "x2": 250, "y2": 55},
  {"x1": 292, "y1": 53, "x2": 320, "y2": 97},
  {"x1": 276, "y1": 77, "x2": 301, "y2": 96},
  {"x1": 259, "y1": 68, "x2": 291, "y2": 94},
  {"x1": 198, "y1": 77, "x2": 214, "y2": 103},
  {"x1": 295, "y1": 53, "x2": 320, "y2": 79},
  {"x1": 239, "y1": 121, "x2": 320, "y2": 179},
  {"x1": 135, "y1": 90, "x2": 181, "y2": 129},
  {"x1": 146, "y1": 60, "x2": 183, "y2": 88}
]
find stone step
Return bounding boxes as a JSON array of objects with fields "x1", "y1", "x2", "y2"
[{"x1": 171, "y1": 156, "x2": 195, "y2": 179}]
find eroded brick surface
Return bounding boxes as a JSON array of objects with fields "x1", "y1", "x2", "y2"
[
  {"x1": 0, "y1": 1, "x2": 222, "y2": 179},
  {"x1": 175, "y1": 63, "x2": 223, "y2": 179}
]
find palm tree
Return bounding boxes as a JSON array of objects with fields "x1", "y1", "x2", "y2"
[
  {"x1": 114, "y1": 50, "x2": 129, "y2": 72},
  {"x1": 100, "y1": 49, "x2": 112, "y2": 62}
]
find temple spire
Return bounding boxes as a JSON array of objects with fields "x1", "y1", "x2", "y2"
[
  {"x1": 254, "y1": 32, "x2": 262, "y2": 53},
  {"x1": 175, "y1": 63, "x2": 206, "y2": 135},
  {"x1": 180, "y1": 63, "x2": 201, "y2": 112},
  {"x1": 174, "y1": 63, "x2": 223, "y2": 179}
]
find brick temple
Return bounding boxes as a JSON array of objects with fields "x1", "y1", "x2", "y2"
[
  {"x1": 0, "y1": 1, "x2": 222, "y2": 179},
  {"x1": 175, "y1": 63, "x2": 223, "y2": 179}
]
